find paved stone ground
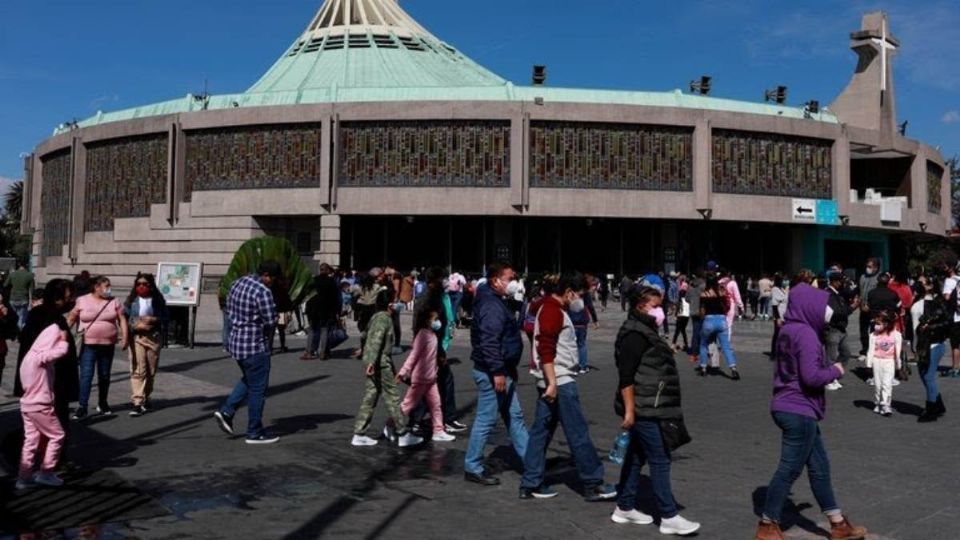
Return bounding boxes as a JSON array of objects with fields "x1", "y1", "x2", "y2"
[{"x1": 1, "y1": 309, "x2": 958, "y2": 540}]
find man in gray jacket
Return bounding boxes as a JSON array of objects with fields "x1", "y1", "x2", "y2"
[{"x1": 856, "y1": 257, "x2": 881, "y2": 359}]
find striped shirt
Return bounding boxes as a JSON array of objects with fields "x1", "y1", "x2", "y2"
[{"x1": 227, "y1": 275, "x2": 278, "y2": 360}]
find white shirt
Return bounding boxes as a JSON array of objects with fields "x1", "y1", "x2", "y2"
[
  {"x1": 138, "y1": 297, "x2": 154, "y2": 318},
  {"x1": 942, "y1": 276, "x2": 960, "y2": 322},
  {"x1": 446, "y1": 273, "x2": 466, "y2": 293}
]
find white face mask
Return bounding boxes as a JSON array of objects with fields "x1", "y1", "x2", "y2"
[
  {"x1": 430, "y1": 319, "x2": 442, "y2": 332},
  {"x1": 506, "y1": 280, "x2": 520, "y2": 296},
  {"x1": 102, "y1": 288, "x2": 113, "y2": 298},
  {"x1": 569, "y1": 298, "x2": 585, "y2": 313}
]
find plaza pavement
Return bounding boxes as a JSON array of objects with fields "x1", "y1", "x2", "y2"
[{"x1": 1, "y1": 308, "x2": 958, "y2": 540}]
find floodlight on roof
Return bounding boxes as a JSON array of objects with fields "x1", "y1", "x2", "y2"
[
  {"x1": 689, "y1": 76, "x2": 711, "y2": 95},
  {"x1": 764, "y1": 86, "x2": 788, "y2": 104},
  {"x1": 532, "y1": 65, "x2": 546, "y2": 86}
]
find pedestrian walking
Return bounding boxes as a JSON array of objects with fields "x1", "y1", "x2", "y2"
[
  {"x1": 611, "y1": 286, "x2": 701, "y2": 536},
  {"x1": 68, "y1": 276, "x2": 128, "y2": 419},
  {"x1": 124, "y1": 273, "x2": 168, "y2": 417},
  {"x1": 5, "y1": 261, "x2": 34, "y2": 330},
  {"x1": 520, "y1": 275, "x2": 617, "y2": 502},
  {"x1": 866, "y1": 311, "x2": 901, "y2": 417},
  {"x1": 824, "y1": 270, "x2": 854, "y2": 391},
  {"x1": 756, "y1": 281, "x2": 867, "y2": 540},
  {"x1": 351, "y1": 289, "x2": 422, "y2": 448},
  {"x1": 213, "y1": 262, "x2": 282, "y2": 444},
  {"x1": 912, "y1": 276, "x2": 949, "y2": 422},
  {"x1": 672, "y1": 291, "x2": 690, "y2": 352},
  {"x1": 302, "y1": 264, "x2": 342, "y2": 360},
  {"x1": 696, "y1": 274, "x2": 739, "y2": 379},
  {"x1": 396, "y1": 309, "x2": 455, "y2": 443},
  {"x1": 447, "y1": 270, "x2": 467, "y2": 328},
  {"x1": 16, "y1": 323, "x2": 69, "y2": 491},
  {"x1": 464, "y1": 262, "x2": 528, "y2": 486}
]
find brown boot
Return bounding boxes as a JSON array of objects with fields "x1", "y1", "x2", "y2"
[
  {"x1": 755, "y1": 521, "x2": 786, "y2": 540},
  {"x1": 830, "y1": 516, "x2": 867, "y2": 540}
]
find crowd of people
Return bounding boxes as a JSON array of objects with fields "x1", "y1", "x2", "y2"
[{"x1": 6, "y1": 251, "x2": 960, "y2": 539}]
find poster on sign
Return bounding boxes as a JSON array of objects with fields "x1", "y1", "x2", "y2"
[{"x1": 156, "y1": 262, "x2": 203, "y2": 306}]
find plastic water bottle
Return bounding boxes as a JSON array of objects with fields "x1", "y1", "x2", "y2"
[{"x1": 609, "y1": 431, "x2": 630, "y2": 465}]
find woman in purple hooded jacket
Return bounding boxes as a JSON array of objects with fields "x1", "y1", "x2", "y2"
[{"x1": 755, "y1": 281, "x2": 868, "y2": 540}]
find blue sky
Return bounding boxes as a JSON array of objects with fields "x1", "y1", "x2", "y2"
[{"x1": 1, "y1": 0, "x2": 957, "y2": 185}]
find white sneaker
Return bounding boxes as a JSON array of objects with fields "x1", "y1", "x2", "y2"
[
  {"x1": 33, "y1": 471, "x2": 64, "y2": 487},
  {"x1": 397, "y1": 432, "x2": 424, "y2": 448},
  {"x1": 611, "y1": 507, "x2": 654, "y2": 525},
  {"x1": 825, "y1": 381, "x2": 842, "y2": 391},
  {"x1": 351, "y1": 434, "x2": 379, "y2": 447},
  {"x1": 432, "y1": 431, "x2": 456, "y2": 442},
  {"x1": 865, "y1": 378, "x2": 874, "y2": 386},
  {"x1": 659, "y1": 515, "x2": 701, "y2": 536},
  {"x1": 873, "y1": 405, "x2": 881, "y2": 414},
  {"x1": 15, "y1": 478, "x2": 35, "y2": 491},
  {"x1": 858, "y1": 354, "x2": 867, "y2": 362},
  {"x1": 383, "y1": 425, "x2": 396, "y2": 442},
  {"x1": 891, "y1": 379, "x2": 900, "y2": 387}
]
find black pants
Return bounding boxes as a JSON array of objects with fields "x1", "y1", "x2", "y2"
[
  {"x1": 858, "y1": 311, "x2": 871, "y2": 356},
  {"x1": 411, "y1": 361, "x2": 458, "y2": 428},
  {"x1": 673, "y1": 317, "x2": 689, "y2": 349},
  {"x1": 392, "y1": 310, "x2": 402, "y2": 347}
]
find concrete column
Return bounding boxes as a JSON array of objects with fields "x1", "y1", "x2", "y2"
[
  {"x1": 909, "y1": 148, "x2": 927, "y2": 229},
  {"x1": 173, "y1": 121, "x2": 186, "y2": 222},
  {"x1": 314, "y1": 214, "x2": 341, "y2": 266},
  {"x1": 833, "y1": 133, "x2": 851, "y2": 216},
  {"x1": 320, "y1": 115, "x2": 332, "y2": 207},
  {"x1": 693, "y1": 118, "x2": 711, "y2": 214},
  {"x1": 510, "y1": 111, "x2": 525, "y2": 208},
  {"x1": 70, "y1": 137, "x2": 86, "y2": 262}
]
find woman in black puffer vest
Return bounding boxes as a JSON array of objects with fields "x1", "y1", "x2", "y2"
[{"x1": 610, "y1": 287, "x2": 700, "y2": 535}]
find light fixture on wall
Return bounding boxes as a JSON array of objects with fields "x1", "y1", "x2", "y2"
[
  {"x1": 919, "y1": 222, "x2": 927, "y2": 233},
  {"x1": 586, "y1": 218, "x2": 593, "y2": 227},
  {"x1": 803, "y1": 100, "x2": 819, "y2": 118},
  {"x1": 532, "y1": 65, "x2": 546, "y2": 86},
  {"x1": 839, "y1": 215, "x2": 850, "y2": 226},
  {"x1": 696, "y1": 208, "x2": 713, "y2": 220},
  {"x1": 405, "y1": 216, "x2": 415, "y2": 224},
  {"x1": 764, "y1": 86, "x2": 788, "y2": 104}
]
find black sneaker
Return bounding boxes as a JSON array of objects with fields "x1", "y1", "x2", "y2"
[
  {"x1": 444, "y1": 420, "x2": 468, "y2": 433},
  {"x1": 213, "y1": 411, "x2": 234, "y2": 435},
  {"x1": 96, "y1": 406, "x2": 114, "y2": 417},
  {"x1": 730, "y1": 368, "x2": 741, "y2": 381},
  {"x1": 583, "y1": 483, "x2": 618, "y2": 502},
  {"x1": 464, "y1": 471, "x2": 500, "y2": 486},
  {"x1": 246, "y1": 434, "x2": 280, "y2": 445},
  {"x1": 519, "y1": 485, "x2": 559, "y2": 499},
  {"x1": 695, "y1": 366, "x2": 706, "y2": 377},
  {"x1": 129, "y1": 405, "x2": 147, "y2": 417},
  {"x1": 71, "y1": 408, "x2": 87, "y2": 420}
]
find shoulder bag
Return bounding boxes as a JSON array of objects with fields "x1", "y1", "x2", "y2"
[{"x1": 75, "y1": 299, "x2": 114, "y2": 353}]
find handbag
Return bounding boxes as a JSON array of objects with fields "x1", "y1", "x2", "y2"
[
  {"x1": 327, "y1": 323, "x2": 348, "y2": 350},
  {"x1": 75, "y1": 299, "x2": 114, "y2": 352},
  {"x1": 659, "y1": 417, "x2": 692, "y2": 452}
]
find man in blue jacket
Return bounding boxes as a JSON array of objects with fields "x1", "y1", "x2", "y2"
[{"x1": 464, "y1": 262, "x2": 529, "y2": 486}]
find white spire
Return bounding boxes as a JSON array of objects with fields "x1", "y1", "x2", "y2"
[{"x1": 303, "y1": 0, "x2": 431, "y2": 39}]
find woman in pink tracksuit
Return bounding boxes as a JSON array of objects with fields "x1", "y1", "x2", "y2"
[
  {"x1": 395, "y1": 310, "x2": 455, "y2": 442},
  {"x1": 18, "y1": 323, "x2": 70, "y2": 489}
]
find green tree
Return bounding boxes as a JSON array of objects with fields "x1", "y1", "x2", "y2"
[
  {"x1": 949, "y1": 155, "x2": 959, "y2": 230},
  {"x1": 0, "y1": 180, "x2": 30, "y2": 261}
]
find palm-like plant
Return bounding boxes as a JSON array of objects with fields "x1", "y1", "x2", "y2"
[
  {"x1": 219, "y1": 236, "x2": 315, "y2": 304},
  {"x1": 4, "y1": 181, "x2": 22, "y2": 222}
]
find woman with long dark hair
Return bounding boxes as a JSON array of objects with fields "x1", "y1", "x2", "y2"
[
  {"x1": 124, "y1": 273, "x2": 169, "y2": 417},
  {"x1": 911, "y1": 275, "x2": 949, "y2": 422},
  {"x1": 696, "y1": 273, "x2": 739, "y2": 379}
]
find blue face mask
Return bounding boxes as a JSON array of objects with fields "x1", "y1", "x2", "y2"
[{"x1": 430, "y1": 319, "x2": 442, "y2": 332}]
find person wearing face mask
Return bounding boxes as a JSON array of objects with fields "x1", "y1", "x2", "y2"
[
  {"x1": 567, "y1": 276, "x2": 599, "y2": 374},
  {"x1": 67, "y1": 276, "x2": 129, "y2": 420},
  {"x1": 612, "y1": 286, "x2": 701, "y2": 536},
  {"x1": 124, "y1": 273, "x2": 169, "y2": 417},
  {"x1": 520, "y1": 274, "x2": 617, "y2": 501},
  {"x1": 351, "y1": 288, "x2": 423, "y2": 448},
  {"x1": 12, "y1": 280, "x2": 78, "y2": 468},
  {"x1": 912, "y1": 275, "x2": 949, "y2": 422},
  {"x1": 769, "y1": 274, "x2": 789, "y2": 358},
  {"x1": 756, "y1": 277, "x2": 867, "y2": 540},
  {"x1": 863, "y1": 273, "x2": 901, "y2": 386},
  {"x1": 464, "y1": 262, "x2": 528, "y2": 486},
  {"x1": 856, "y1": 258, "x2": 881, "y2": 360},
  {"x1": 395, "y1": 309, "x2": 455, "y2": 443}
]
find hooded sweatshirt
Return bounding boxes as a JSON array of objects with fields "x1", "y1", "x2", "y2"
[
  {"x1": 772, "y1": 284, "x2": 843, "y2": 420},
  {"x1": 19, "y1": 324, "x2": 69, "y2": 412}
]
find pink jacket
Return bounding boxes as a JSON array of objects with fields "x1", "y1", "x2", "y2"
[
  {"x1": 398, "y1": 329, "x2": 439, "y2": 385},
  {"x1": 19, "y1": 324, "x2": 69, "y2": 413},
  {"x1": 721, "y1": 278, "x2": 744, "y2": 326}
]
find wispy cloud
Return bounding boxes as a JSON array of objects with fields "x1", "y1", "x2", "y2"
[{"x1": 943, "y1": 110, "x2": 960, "y2": 124}]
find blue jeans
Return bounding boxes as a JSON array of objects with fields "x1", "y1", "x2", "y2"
[
  {"x1": 12, "y1": 302, "x2": 29, "y2": 330},
  {"x1": 920, "y1": 343, "x2": 946, "y2": 403},
  {"x1": 690, "y1": 317, "x2": 703, "y2": 356},
  {"x1": 464, "y1": 369, "x2": 528, "y2": 476},
  {"x1": 616, "y1": 419, "x2": 678, "y2": 518},
  {"x1": 521, "y1": 382, "x2": 604, "y2": 490},
  {"x1": 220, "y1": 352, "x2": 272, "y2": 439},
  {"x1": 309, "y1": 319, "x2": 334, "y2": 355},
  {"x1": 574, "y1": 326, "x2": 589, "y2": 370},
  {"x1": 759, "y1": 297, "x2": 771, "y2": 318},
  {"x1": 762, "y1": 412, "x2": 840, "y2": 523},
  {"x1": 699, "y1": 315, "x2": 737, "y2": 368},
  {"x1": 448, "y1": 292, "x2": 463, "y2": 324},
  {"x1": 78, "y1": 344, "x2": 115, "y2": 409}
]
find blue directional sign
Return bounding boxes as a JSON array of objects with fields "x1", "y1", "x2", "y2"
[{"x1": 816, "y1": 200, "x2": 839, "y2": 226}]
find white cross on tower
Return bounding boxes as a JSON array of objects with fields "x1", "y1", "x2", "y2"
[{"x1": 870, "y1": 18, "x2": 898, "y2": 92}]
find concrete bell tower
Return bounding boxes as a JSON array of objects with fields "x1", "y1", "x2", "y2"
[{"x1": 829, "y1": 12, "x2": 900, "y2": 147}]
